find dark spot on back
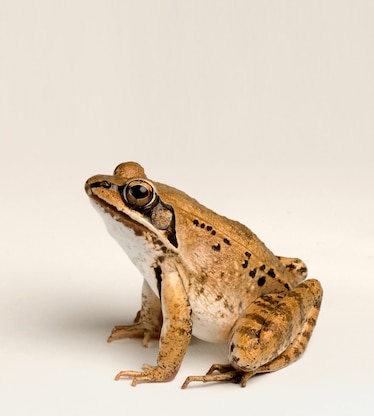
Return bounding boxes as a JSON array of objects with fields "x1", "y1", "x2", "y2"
[
  {"x1": 242, "y1": 260, "x2": 248, "y2": 269},
  {"x1": 245, "y1": 251, "x2": 251, "y2": 258},
  {"x1": 267, "y1": 268, "x2": 276, "y2": 278},
  {"x1": 259, "y1": 265, "x2": 266, "y2": 271},
  {"x1": 258, "y1": 277, "x2": 266, "y2": 286},
  {"x1": 223, "y1": 238, "x2": 231, "y2": 245},
  {"x1": 249, "y1": 268, "x2": 257, "y2": 278},
  {"x1": 212, "y1": 243, "x2": 221, "y2": 251},
  {"x1": 193, "y1": 219, "x2": 199, "y2": 226},
  {"x1": 206, "y1": 225, "x2": 212, "y2": 231}
]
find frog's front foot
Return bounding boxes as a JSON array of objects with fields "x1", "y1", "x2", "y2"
[
  {"x1": 114, "y1": 365, "x2": 176, "y2": 386},
  {"x1": 181, "y1": 364, "x2": 256, "y2": 389}
]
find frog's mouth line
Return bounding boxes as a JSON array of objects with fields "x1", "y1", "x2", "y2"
[{"x1": 89, "y1": 192, "x2": 149, "y2": 238}]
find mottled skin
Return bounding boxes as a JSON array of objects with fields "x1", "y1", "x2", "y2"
[{"x1": 85, "y1": 162, "x2": 323, "y2": 388}]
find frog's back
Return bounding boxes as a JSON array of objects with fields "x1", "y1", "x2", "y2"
[
  {"x1": 154, "y1": 182, "x2": 296, "y2": 343},
  {"x1": 156, "y1": 181, "x2": 290, "y2": 282}
]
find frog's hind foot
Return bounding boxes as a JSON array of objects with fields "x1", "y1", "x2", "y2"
[{"x1": 181, "y1": 364, "x2": 256, "y2": 389}]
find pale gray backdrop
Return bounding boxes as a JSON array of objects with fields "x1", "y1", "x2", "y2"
[{"x1": 1, "y1": 1, "x2": 373, "y2": 415}]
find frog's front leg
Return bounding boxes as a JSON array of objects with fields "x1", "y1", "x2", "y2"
[
  {"x1": 115, "y1": 270, "x2": 192, "y2": 385},
  {"x1": 107, "y1": 280, "x2": 162, "y2": 346},
  {"x1": 182, "y1": 279, "x2": 322, "y2": 388}
]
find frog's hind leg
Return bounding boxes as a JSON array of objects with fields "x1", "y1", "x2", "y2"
[
  {"x1": 228, "y1": 279, "x2": 322, "y2": 377},
  {"x1": 253, "y1": 281, "x2": 322, "y2": 375},
  {"x1": 182, "y1": 279, "x2": 322, "y2": 388}
]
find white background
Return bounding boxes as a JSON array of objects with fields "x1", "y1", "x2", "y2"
[{"x1": 1, "y1": 1, "x2": 373, "y2": 415}]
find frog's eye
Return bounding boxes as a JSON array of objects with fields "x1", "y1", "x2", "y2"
[{"x1": 122, "y1": 180, "x2": 158, "y2": 210}]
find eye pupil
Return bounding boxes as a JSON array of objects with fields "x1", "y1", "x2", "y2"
[{"x1": 130, "y1": 185, "x2": 149, "y2": 199}]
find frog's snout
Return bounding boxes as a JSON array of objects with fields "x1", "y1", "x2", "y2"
[{"x1": 84, "y1": 180, "x2": 92, "y2": 196}]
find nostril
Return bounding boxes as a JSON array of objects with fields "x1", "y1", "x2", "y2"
[
  {"x1": 101, "y1": 181, "x2": 112, "y2": 189},
  {"x1": 84, "y1": 179, "x2": 117, "y2": 195},
  {"x1": 86, "y1": 180, "x2": 112, "y2": 189}
]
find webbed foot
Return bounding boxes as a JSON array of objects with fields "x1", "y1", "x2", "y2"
[{"x1": 181, "y1": 364, "x2": 256, "y2": 389}]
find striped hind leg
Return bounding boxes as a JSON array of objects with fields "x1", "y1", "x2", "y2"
[
  {"x1": 252, "y1": 281, "x2": 322, "y2": 375},
  {"x1": 182, "y1": 279, "x2": 322, "y2": 388}
]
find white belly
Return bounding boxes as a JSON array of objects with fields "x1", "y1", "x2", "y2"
[{"x1": 92, "y1": 203, "x2": 163, "y2": 296}]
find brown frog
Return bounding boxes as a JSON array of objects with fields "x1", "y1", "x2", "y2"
[{"x1": 84, "y1": 162, "x2": 323, "y2": 388}]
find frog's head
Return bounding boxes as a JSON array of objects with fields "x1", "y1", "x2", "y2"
[{"x1": 85, "y1": 162, "x2": 178, "y2": 250}]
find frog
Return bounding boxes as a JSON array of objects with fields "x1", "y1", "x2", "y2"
[{"x1": 84, "y1": 161, "x2": 323, "y2": 388}]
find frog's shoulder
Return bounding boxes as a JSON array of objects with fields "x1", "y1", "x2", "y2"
[{"x1": 155, "y1": 182, "x2": 258, "y2": 246}]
